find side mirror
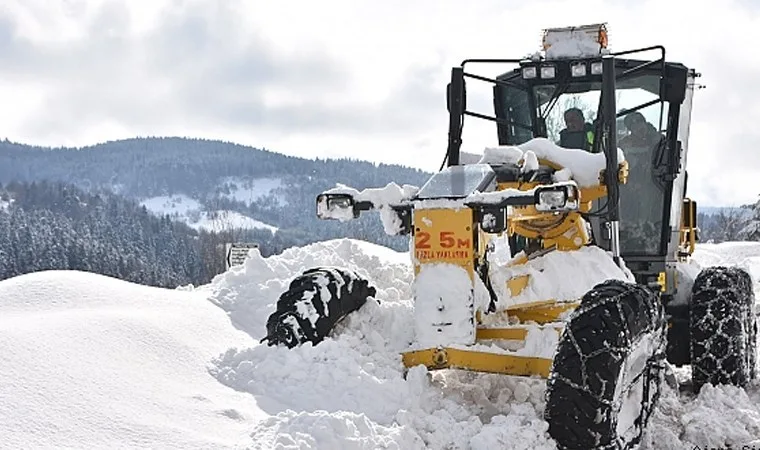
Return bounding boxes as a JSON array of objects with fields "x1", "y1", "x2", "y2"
[
  {"x1": 316, "y1": 193, "x2": 358, "y2": 220},
  {"x1": 479, "y1": 206, "x2": 507, "y2": 234},
  {"x1": 316, "y1": 193, "x2": 374, "y2": 220}
]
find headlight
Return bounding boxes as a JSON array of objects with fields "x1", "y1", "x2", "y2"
[
  {"x1": 540, "y1": 65, "x2": 556, "y2": 79},
  {"x1": 522, "y1": 66, "x2": 537, "y2": 79},
  {"x1": 571, "y1": 62, "x2": 587, "y2": 77},
  {"x1": 534, "y1": 184, "x2": 579, "y2": 212},
  {"x1": 539, "y1": 190, "x2": 566, "y2": 208},
  {"x1": 591, "y1": 61, "x2": 603, "y2": 75}
]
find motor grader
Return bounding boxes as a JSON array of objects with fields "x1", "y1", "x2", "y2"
[{"x1": 262, "y1": 24, "x2": 757, "y2": 450}]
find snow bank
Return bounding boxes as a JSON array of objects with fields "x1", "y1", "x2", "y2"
[
  {"x1": 207, "y1": 238, "x2": 559, "y2": 449},
  {"x1": 206, "y1": 237, "x2": 760, "y2": 449},
  {"x1": 488, "y1": 245, "x2": 633, "y2": 309},
  {"x1": 479, "y1": 138, "x2": 625, "y2": 188},
  {"x1": 0, "y1": 270, "x2": 264, "y2": 449},
  {"x1": 6, "y1": 236, "x2": 760, "y2": 449}
]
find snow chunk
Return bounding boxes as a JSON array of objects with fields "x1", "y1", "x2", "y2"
[
  {"x1": 413, "y1": 263, "x2": 476, "y2": 348},
  {"x1": 545, "y1": 29, "x2": 603, "y2": 59},
  {"x1": 479, "y1": 146, "x2": 523, "y2": 165},
  {"x1": 521, "y1": 150, "x2": 539, "y2": 173},
  {"x1": 670, "y1": 259, "x2": 702, "y2": 306},
  {"x1": 489, "y1": 245, "x2": 633, "y2": 309},
  {"x1": 480, "y1": 137, "x2": 625, "y2": 188},
  {"x1": 514, "y1": 326, "x2": 560, "y2": 359}
]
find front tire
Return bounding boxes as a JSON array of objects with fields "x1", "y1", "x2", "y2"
[
  {"x1": 545, "y1": 279, "x2": 666, "y2": 450},
  {"x1": 690, "y1": 266, "x2": 757, "y2": 391},
  {"x1": 262, "y1": 267, "x2": 377, "y2": 348}
]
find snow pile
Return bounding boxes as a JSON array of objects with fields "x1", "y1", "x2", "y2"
[
  {"x1": 693, "y1": 241, "x2": 760, "y2": 287},
  {"x1": 206, "y1": 238, "x2": 760, "y2": 449},
  {"x1": 206, "y1": 238, "x2": 559, "y2": 449},
  {"x1": 205, "y1": 238, "x2": 414, "y2": 339},
  {"x1": 479, "y1": 137, "x2": 626, "y2": 188},
  {"x1": 0, "y1": 270, "x2": 264, "y2": 449},
  {"x1": 6, "y1": 236, "x2": 760, "y2": 449},
  {"x1": 489, "y1": 245, "x2": 633, "y2": 309}
]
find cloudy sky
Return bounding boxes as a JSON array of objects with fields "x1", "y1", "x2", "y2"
[{"x1": 0, "y1": 0, "x2": 758, "y2": 206}]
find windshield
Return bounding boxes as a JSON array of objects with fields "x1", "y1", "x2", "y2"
[
  {"x1": 416, "y1": 164, "x2": 495, "y2": 199},
  {"x1": 496, "y1": 70, "x2": 671, "y2": 256}
]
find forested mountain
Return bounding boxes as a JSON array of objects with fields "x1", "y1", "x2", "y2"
[
  {"x1": 3, "y1": 136, "x2": 758, "y2": 288},
  {"x1": 0, "y1": 181, "x2": 219, "y2": 287},
  {"x1": 0, "y1": 137, "x2": 432, "y2": 253}
]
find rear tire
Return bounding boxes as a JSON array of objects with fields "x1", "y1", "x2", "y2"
[
  {"x1": 545, "y1": 279, "x2": 666, "y2": 450},
  {"x1": 690, "y1": 266, "x2": 757, "y2": 391},
  {"x1": 262, "y1": 267, "x2": 377, "y2": 348}
]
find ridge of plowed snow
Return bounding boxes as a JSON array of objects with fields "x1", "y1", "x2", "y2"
[
  {"x1": 6, "y1": 239, "x2": 760, "y2": 449},
  {"x1": 0, "y1": 270, "x2": 264, "y2": 449}
]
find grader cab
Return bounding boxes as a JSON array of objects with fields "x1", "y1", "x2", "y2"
[{"x1": 262, "y1": 24, "x2": 756, "y2": 450}]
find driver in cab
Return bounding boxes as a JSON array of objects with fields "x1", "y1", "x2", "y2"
[
  {"x1": 559, "y1": 108, "x2": 595, "y2": 152},
  {"x1": 618, "y1": 111, "x2": 661, "y2": 150}
]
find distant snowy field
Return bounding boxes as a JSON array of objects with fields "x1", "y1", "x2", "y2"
[
  {"x1": 3, "y1": 239, "x2": 760, "y2": 449},
  {"x1": 140, "y1": 193, "x2": 278, "y2": 233},
  {"x1": 217, "y1": 177, "x2": 288, "y2": 206}
]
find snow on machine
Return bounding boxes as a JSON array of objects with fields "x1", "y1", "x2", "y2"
[{"x1": 261, "y1": 23, "x2": 757, "y2": 449}]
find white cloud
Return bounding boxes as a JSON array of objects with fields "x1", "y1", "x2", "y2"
[{"x1": 0, "y1": 0, "x2": 758, "y2": 206}]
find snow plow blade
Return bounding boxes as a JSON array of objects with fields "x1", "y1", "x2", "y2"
[{"x1": 402, "y1": 347, "x2": 553, "y2": 378}]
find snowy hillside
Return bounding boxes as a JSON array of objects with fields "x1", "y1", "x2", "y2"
[
  {"x1": 218, "y1": 177, "x2": 289, "y2": 206},
  {"x1": 140, "y1": 194, "x2": 279, "y2": 233},
  {"x1": 3, "y1": 239, "x2": 760, "y2": 449}
]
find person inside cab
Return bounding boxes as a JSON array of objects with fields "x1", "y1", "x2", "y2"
[
  {"x1": 559, "y1": 108, "x2": 595, "y2": 152},
  {"x1": 618, "y1": 111, "x2": 661, "y2": 149}
]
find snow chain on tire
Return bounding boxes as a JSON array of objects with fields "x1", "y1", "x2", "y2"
[
  {"x1": 544, "y1": 279, "x2": 666, "y2": 450},
  {"x1": 261, "y1": 267, "x2": 377, "y2": 348},
  {"x1": 690, "y1": 266, "x2": 757, "y2": 391}
]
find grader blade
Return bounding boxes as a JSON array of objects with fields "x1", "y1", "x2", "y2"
[{"x1": 402, "y1": 347, "x2": 553, "y2": 378}]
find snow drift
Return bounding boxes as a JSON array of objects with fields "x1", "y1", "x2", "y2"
[
  {"x1": 0, "y1": 270, "x2": 265, "y2": 449},
  {"x1": 4, "y1": 239, "x2": 760, "y2": 449}
]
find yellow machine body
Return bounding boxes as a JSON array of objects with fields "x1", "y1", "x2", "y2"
[{"x1": 400, "y1": 158, "x2": 629, "y2": 378}]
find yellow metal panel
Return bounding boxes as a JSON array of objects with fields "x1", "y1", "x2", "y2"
[
  {"x1": 476, "y1": 326, "x2": 563, "y2": 340},
  {"x1": 402, "y1": 347, "x2": 553, "y2": 378},
  {"x1": 507, "y1": 300, "x2": 579, "y2": 323},
  {"x1": 476, "y1": 327, "x2": 528, "y2": 340},
  {"x1": 413, "y1": 208, "x2": 475, "y2": 277},
  {"x1": 507, "y1": 274, "x2": 531, "y2": 297}
]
